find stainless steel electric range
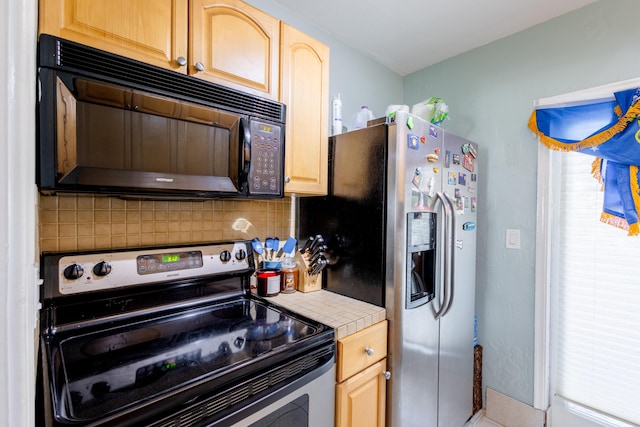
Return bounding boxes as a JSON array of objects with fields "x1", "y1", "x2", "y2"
[{"x1": 36, "y1": 240, "x2": 335, "y2": 427}]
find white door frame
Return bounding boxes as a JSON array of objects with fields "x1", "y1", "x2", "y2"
[
  {"x1": 0, "y1": 1, "x2": 38, "y2": 426},
  {"x1": 533, "y1": 76, "x2": 640, "y2": 422}
]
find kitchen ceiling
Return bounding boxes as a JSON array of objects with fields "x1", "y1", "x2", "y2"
[{"x1": 272, "y1": 0, "x2": 598, "y2": 76}]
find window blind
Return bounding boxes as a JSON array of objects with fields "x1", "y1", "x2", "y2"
[{"x1": 553, "y1": 152, "x2": 640, "y2": 425}]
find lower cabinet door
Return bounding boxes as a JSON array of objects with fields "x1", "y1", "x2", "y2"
[{"x1": 336, "y1": 359, "x2": 387, "y2": 427}]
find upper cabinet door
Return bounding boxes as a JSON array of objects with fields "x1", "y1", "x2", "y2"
[
  {"x1": 280, "y1": 23, "x2": 329, "y2": 195},
  {"x1": 39, "y1": 0, "x2": 189, "y2": 72},
  {"x1": 190, "y1": 0, "x2": 280, "y2": 100}
]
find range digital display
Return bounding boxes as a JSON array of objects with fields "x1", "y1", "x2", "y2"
[{"x1": 137, "y1": 251, "x2": 203, "y2": 275}]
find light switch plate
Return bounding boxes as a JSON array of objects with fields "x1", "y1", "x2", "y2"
[{"x1": 505, "y1": 229, "x2": 521, "y2": 249}]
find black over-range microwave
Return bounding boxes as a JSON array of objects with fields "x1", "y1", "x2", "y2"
[{"x1": 36, "y1": 35, "x2": 286, "y2": 199}]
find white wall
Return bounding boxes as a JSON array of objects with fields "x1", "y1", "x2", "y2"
[
  {"x1": 1, "y1": 1, "x2": 38, "y2": 426},
  {"x1": 404, "y1": 0, "x2": 640, "y2": 406}
]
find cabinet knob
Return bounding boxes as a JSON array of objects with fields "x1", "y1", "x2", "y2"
[
  {"x1": 194, "y1": 62, "x2": 205, "y2": 72},
  {"x1": 364, "y1": 347, "x2": 375, "y2": 357},
  {"x1": 176, "y1": 56, "x2": 187, "y2": 66},
  {"x1": 284, "y1": 176, "x2": 291, "y2": 184},
  {"x1": 382, "y1": 371, "x2": 391, "y2": 380}
]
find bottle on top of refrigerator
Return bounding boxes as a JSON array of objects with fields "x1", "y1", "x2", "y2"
[
  {"x1": 332, "y1": 94, "x2": 343, "y2": 135},
  {"x1": 351, "y1": 106, "x2": 375, "y2": 129}
]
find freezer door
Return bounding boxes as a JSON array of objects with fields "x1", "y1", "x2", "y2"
[
  {"x1": 387, "y1": 113, "x2": 442, "y2": 427},
  {"x1": 438, "y1": 130, "x2": 477, "y2": 426}
]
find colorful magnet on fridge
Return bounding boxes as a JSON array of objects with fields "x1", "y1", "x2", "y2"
[
  {"x1": 461, "y1": 144, "x2": 470, "y2": 155},
  {"x1": 448, "y1": 172, "x2": 457, "y2": 185},
  {"x1": 468, "y1": 144, "x2": 478, "y2": 158},
  {"x1": 408, "y1": 134, "x2": 419, "y2": 150},
  {"x1": 420, "y1": 136, "x2": 427, "y2": 143},
  {"x1": 444, "y1": 150, "x2": 451, "y2": 168},
  {"x1": 429, "y1": 126, "x2": 438, "y2": 138},
  {"x1": 412, "y1": 167, "x2": 422, "y2": 188},
  {"x1": 463, "y1": 153, "x2": 475, "y2": 172},
  {"x1": 452, "y1": 153, "x2": 460, "y2": 165},
  {"x1": 426, "y1": 153, "x2": 439, "y2": 162},
  {"x1": 407, "y1": 117, "x2": 414, "y2": 129},
  {"x1": 433, "y1": 167, "x2": 439, "y2": 174},
  {"x1": 462, "y1": 221, "x2": 476, "y2": 231}
]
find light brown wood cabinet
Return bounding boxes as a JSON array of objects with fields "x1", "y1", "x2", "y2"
[
  {"x1": 336, "y1": 320, "x2": 388, "y2": 427},
  {"x1": 280, "y1": 23, "x2": 329, "y2": 195},
  {"x1": 190, "y1": 0, "x2": 280, "y2": 100},
  {"x1": 39, "y1": 0, "x2": 189, "y2": 72},
  {"x1": 39, "y1": 0, "x2": 329, "y2": 195}
]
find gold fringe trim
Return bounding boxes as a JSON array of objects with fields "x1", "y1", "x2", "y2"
[
  {"x1": 592, "y1": 157, "x2": 603, "y2": 187},
  {"x1": 528, "y1": 99, "x2": 640, "y2": 152},
  {"x1": 600, "y1": 211, "x2": 629, "y2": 231},
  {"x1": 630, "y1": 165, "x2": 640, "y2": 236},
  {"x1": 614, "y1": 104, "x2": 623, "y2": 117}
]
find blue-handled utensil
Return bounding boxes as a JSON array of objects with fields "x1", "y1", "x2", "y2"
[
  {"x1": 265, "y1": 237, "x2": 274, "y2": 260},
  {"x1": 251, "y1": 237, "x2": 264, "y2": 262},
  {"x1": 280, "y1": 237, "x2": 297, "y2": 259}
]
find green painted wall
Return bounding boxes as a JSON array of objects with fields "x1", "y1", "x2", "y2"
[{"x1": 404, "y1": 0, "x2": 640, "y2": 405}]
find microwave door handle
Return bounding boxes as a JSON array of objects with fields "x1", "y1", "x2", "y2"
[
  {"x1": 239, "y1": 117, "x2": 252, "y2": 194},
  {"x1": 241, "y1": 117, "x2": 251, "y2": 174}
]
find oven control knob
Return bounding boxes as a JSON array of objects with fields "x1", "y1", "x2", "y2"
[
  {"x1": 220, "y1": 250, "x2": 232, "y2": 262},
  {"x1": 235, "y1": 249, "x2": 247, "y2": 261},
  {"x1": 63, "y1": 264, "x2": 84, "y2": 280},
  {"x1": 93, "y1": 261, "x2": 112, "y2": 277}
]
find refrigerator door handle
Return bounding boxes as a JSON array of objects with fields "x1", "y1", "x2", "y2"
[
  {"x1": 432, "y1": 191, "x2": 453, "y2": 320},
  {"x1": 439, "y1": 192, "x2": 457, "y2": 318}
]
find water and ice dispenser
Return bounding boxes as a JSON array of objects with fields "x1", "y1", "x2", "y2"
[{"x1": 406, "y1": 212, "x2": 436, "y2": 309}]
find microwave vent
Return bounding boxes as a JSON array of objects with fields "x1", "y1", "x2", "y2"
[{"x1": 39, "y1": 35, "x2": 285, "y2": 123}]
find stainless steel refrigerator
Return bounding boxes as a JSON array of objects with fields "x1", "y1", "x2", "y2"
[{"x1": 298, "y1": 111, "x2": 478, "y2": 427}]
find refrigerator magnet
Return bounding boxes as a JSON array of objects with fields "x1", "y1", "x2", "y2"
[
  {"x1": 463, "y1": 153, "x2": 475, "y2": 172},
  {"x1": 408, "y1": 134, "x2": 420, "y2": 149},
  {"x1": 412, "y1": 167, "x2": 422, "y2": 189},
  {"x1": 471, "y1": 197, "x2": 477, "y2": 213},
  {"x1": 458, "y1": 173, "x2": 467, "y2": 185},
  {"x1": 448, "y1": 172, "x2": 457, "y2": 185},
  {"x1": 429, "y1": 126, "x2": 438, "y2": 138},
  {"x1": 445, "y1": 150, "x2": 451, "y2": 168},
  {"x1": 453, "y1": 153, "x2": 460, "y2": 165}
]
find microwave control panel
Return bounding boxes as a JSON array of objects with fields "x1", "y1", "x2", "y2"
[{"x1": 248, "y1": 120, "x2": 283, "y2": 196}]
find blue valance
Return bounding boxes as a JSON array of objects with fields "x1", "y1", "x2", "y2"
[{"x1": 528, "y1": 87, "x2": 640, "y2": 235}]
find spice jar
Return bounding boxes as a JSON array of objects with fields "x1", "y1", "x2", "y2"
[
  {"x1": 280, "y1": 256, "x2": 298, "y2": 294},
  {"x1": 256, "y1": 268, "x2": 280, "y2": 297}
]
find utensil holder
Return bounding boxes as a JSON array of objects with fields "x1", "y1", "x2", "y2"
[{"x1": 294, "y1": 251, "x2": 323, "y2": 292}]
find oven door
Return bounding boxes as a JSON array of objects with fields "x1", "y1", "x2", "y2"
[{"x1": 215, "y1": 359, "x2": 335, "y2": 427}]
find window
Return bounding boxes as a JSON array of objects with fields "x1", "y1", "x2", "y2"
[{"x1": 548, "y1": 150, "x2": 640, "y2": 426}]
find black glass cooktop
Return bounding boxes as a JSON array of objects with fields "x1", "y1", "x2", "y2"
[{"x1": 51, "y1": 298, "x2": 321, "y2": 421}]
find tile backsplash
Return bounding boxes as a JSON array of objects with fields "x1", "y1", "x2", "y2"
[{"x1": 38, "y1": 194, "x2": 293, "y2": 253}]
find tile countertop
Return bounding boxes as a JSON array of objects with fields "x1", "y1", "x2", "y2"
[{"x1": 264, "y1": 290, "x2": 387, "y2": 340}]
